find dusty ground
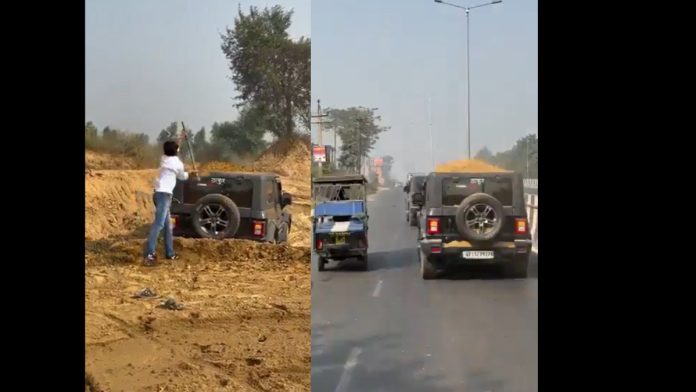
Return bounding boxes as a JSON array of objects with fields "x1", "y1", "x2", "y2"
[{"x1": 86, "y1": 141, "x2": 311, "y2": 391}]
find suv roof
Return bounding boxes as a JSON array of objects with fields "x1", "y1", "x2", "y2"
[{"x1": 206, "y1": 171, "x2": 280, "y2": 179}]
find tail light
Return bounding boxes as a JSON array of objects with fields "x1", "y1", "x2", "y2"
[
  {"x1": 316, "y1": 238, "x2": 323, "y2": 250},
  {"x1": 252, "y1": 220, "x2": 266, "y2": 237},
  {"x1": 515, "y1": 218, "x2": 528, "y2": 234},
  {"x1": 426, "y1": 217, "x2": 441, "y2": 235},
  {"x1": 431, "y1": 246, "x2": 442, "y2": 254}
]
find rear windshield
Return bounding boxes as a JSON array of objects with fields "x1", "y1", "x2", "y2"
[
  {"x1": 412, "y1": 176, "x2": 426, "y2": 191},
  {"x1": 313, "y1": 184, "x2": 366, "y2": 202},
  {"x1": 225, "y1": 179, "x2": 253, "y2": 208},
  {"x1": 441, "y1": 176, "x2": 513, "y2": 206}
]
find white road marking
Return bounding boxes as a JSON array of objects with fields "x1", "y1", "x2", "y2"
[
  {"x1": 334, "y1": 347, "x2": 362, "y2": 392},
  {"x1": 372, "y1": 280, "x2": 383, "y2": 297}
]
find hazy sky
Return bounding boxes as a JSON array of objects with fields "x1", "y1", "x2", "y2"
[
  {"x1": 311, "y1": 0, "x2": 537, "y2": 179},
  {"x1": 86, "y1": 0, "x2": 310, "y2": 140}
]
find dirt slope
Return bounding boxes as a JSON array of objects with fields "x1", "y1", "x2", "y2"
[{"x1": 85, "y1": 169, "x2": 156, "y2": 240}]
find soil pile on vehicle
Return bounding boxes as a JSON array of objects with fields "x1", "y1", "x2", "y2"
[
  {"x1": 200, "y1": 161, "x2": 254, "y2": 173},
  {"x1": 435, "y1": 159, "x2": 511, "y2": 173}
]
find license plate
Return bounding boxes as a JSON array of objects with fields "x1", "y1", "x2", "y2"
[
  {"x1": 462, "y1": 250, "x2": 494, "y2": 259},
  {"x1": 332, "y1": 233, "x2": 348, "y2": 245}
]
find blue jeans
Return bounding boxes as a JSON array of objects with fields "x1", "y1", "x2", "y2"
[{"x1": 145, "y1": 192, "x2": 174, "y2": 257}]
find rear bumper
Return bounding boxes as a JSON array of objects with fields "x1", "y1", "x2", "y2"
[
  {"x1": 170, "y1": 213, "x2": 265, "y2": 242},
  {"x1": 418, "y1": 238, "x2": 531, "y2": 266},
  {"x1": 315, "y1": 244, "x2": 367, "y2": 260}
]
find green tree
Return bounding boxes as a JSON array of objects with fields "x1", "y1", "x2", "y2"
[
  {"x1": 85, "y1": 121, "x2": 98, "y2": 149},
  {"x1": 220, "y1": 5, "x2": 310, "y2": 139},
  {"x1": 194, "y1": 127, "x2": 207, "y2": 146},
  {"x1": 328, "y1": 107, "x2": 389, "y2": 173},
  {"x1": 487, "y1": 134, "x2": 538, "y2": 178},
  {"x1": 475, "y1": 146, "x2": 494, "y2": 162},
  {"x1": 512, "y1": 134, "x2": 538, "y2": 178},
  {"x1": 192, "y1": 127, "x2": 209, "y2": 160},
  {"x1": 157, "y1": 122, "x2": 179, "y2": 143},
  {"x1": 211, "y1": 105, "x2": 269, "y2": 158}
]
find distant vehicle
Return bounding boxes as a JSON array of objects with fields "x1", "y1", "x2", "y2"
[
  {"x1": 403, "y1": 174, "x2": 427, "y2": 227},
  {"x1": 413, "y1": 171, "x2": 532, "y2": 279},
  {"x1": 393, "y1": 181, "x2": 403, "y2": 188},
  {"x1": 170, "y1": 172, "x2": 292, "y2": 243},
  {"x1": 312, "y1": 175, "x2": 369, "y2": 271}
]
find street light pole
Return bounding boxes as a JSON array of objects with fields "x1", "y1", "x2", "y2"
[
  {"x1": 434, "y1": 0, "x2": 502, "y2": 159},
  {"x1": 466, "y1": 8, "x2": 471, "y2": 159}
]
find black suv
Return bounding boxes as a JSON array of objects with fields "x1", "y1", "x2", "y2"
[
  {"x1": 403, "y1": 173, "x2": 426, "y2": 227},
  {"x1": 413, "y1": 171, "x2": 532, "y2": 279},
  {"x1": 169, "y1": 172, "x2": 292, "y2": 243}
]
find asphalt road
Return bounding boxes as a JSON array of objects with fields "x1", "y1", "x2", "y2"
[{"x1": 311, "y1": 188, "x2": 538, "y2": 392}]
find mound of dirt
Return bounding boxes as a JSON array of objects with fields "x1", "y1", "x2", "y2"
[
  {"x1": 435, "y1": 159, "x2": 511, "y2": 173},
  {"x1": 86, "y1": 150, "x2": 141, "y2": 170},
  {"x1": 255, "y1": 138, "x2": 310, "y2": 178},
  {"x1": 85, "y1": 169, "x2": 157, "y2": 240}
]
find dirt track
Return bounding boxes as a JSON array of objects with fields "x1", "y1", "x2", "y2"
[{"x1": 86, "y1": 142, "x2": 311, "y2": 391}]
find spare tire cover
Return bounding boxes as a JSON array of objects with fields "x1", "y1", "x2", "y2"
[{"x1": 454, "y1": 192, "x2": 504, "y2": 241}]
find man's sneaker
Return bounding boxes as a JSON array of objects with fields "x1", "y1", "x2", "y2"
[
  {"x1": 165, "y1": 254, "x2": 179, "y2": 261},
  {"x1": 143, "y1": 254, "x2": 157, "y2": 266}
]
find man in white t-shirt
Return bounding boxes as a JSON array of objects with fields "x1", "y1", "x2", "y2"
[{"x1": 143, "y1": 137, "x2": 195, "y2": 265}]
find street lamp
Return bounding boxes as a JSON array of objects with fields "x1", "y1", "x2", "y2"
[{"x1": 434, "y1": 0, "x2": 502, "y2": 159}]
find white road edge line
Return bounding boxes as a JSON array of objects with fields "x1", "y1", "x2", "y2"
[
  {"x1": 372, "y1": 280, "x2": 383, "y2": 297},
  {"x1": 334, "y1": 347, "x2": 362, "y2": 392}
]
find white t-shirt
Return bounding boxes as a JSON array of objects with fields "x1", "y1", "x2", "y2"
[{"x1": 154, "y1": 156, "x2": 189, "y2": 194}]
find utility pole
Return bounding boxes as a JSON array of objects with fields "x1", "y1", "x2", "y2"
[
  {"x1": 358, "y1": 121, "x2": 362, "y2": 175},
  {"x1": 311, "y1": 99, "x2": 331, "y2": 169},
  {"x1": 356, "y1": 116, "x2": 368, "y2": 176}
]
